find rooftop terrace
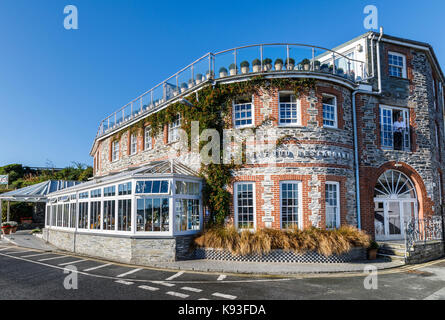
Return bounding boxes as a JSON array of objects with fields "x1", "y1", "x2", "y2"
[{"x1": 95, "y1": 43, "x2": 369, "y2": 139}]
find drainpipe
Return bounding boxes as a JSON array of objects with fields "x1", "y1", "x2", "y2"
[{"x1": 353, "y1": 28, "x2": 384, "y2": 230}]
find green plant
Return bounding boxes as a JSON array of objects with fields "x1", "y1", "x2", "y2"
[
  {"x1": 31, "y1": 228, "x2": 42, "y2": 234},
  {"x1": 285, "y1": 58, "x2": 295, "y2": 65},
  {"x1": 263, "y1": 58, "x2": 272, "y2": 65},
  {"x1": 195, "y1": 225, "x2": 371, "y2": 256},
  {"x1": 196, "y1": 73, "x2": 203, "y2": 80},
  {"x1": 1, "y1": 222, "x2": 11, "y2": 228},
  {"x1": 252, "y1": 59, "x2": 261, "y2": 66},
  {"x1": 368, "y1": 240, "x2": 379, "y2": 250},
  {"x1": 301, "y1": 58, "x2": 311, "y2": 65},
  {"x1": 321, "y1": 63, "x2": 329, "y2": 70},
  {"x1": 240, "y1": 61, "x2": 249, "y2": 68},
  {"x1": 181, "y1": 82, "x2": 188, "y2": 89},
  {"x1": 337, "y1": 68, "x2": 344, "y2": 74},
  {"x1": 229, "y1": 63, "x2": 237, "y2": 70},
  {"x1": 219, "y1": 67, "x2": 228, "y2": 73},
  {"x1": 314, "y1": 60, "x2": 321, "y2": 67},
  {"x1": 274, "y1": 58, "x2": 283, "y2": 65}
]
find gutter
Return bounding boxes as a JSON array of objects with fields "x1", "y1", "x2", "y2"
[{"x1": 352, "y1": 28, "x2": 384, "y2": 230}]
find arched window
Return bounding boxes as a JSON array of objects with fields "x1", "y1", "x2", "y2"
[{"x1": 374, "y1": 170, "x2": 416, "y2": 200}]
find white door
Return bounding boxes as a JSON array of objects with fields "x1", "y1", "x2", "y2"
[{"x1": 374, "y1": 170, "x2": 418, "y2": 241}]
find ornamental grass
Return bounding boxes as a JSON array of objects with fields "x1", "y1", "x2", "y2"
[{"x1": 194, "y1": 226, "x2": 370, "y2": 257}]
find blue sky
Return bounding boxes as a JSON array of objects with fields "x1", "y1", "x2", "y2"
[{"x1": 0, "y1": 0, "x2": 444, "y2": 168}]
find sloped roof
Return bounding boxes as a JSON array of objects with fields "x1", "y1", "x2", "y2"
[{"x1": 0, "y1": 180, "x2": 82, "y2": 202}]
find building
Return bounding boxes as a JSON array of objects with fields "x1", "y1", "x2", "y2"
[{"x1": 43, "y1": 31, "x2": 445, "y2": 263}]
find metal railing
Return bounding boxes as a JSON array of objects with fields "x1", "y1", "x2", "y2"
[
  {"x1": 96, "y1": 43, "x2": 369, "y2": 138},
  {"x1": 405, "y1": 216, "x2": 443, "y2": 250}
]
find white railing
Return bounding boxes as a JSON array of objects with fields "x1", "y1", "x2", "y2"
[{"x1": 96, "y1": 43, "x2": 368, "y2": 138}]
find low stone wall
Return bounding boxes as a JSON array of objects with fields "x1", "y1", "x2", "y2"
[
  {"x1": 194, "y1": 247, "x2": 366, "y2": 263},
  {"x1": 406, "y1": 241, "x2": 444, "y2": 264},
  {"x1": 43, "y1": 228, "x2": 195, "y2": 264}
]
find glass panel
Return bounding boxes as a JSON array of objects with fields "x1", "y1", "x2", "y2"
[
  {"x1": 118, "y1": 199, "x2": 131, "y2": 231},
  {"x1": 388, "y1": 202, "x2": 401, "y2": 235},
  {"x1": 103, "y1": 200, "x2": 115, "y2": 231},
  {"x1": 90, "y1": 201, "x2": 101, "y2": 230},
  {"x1": 161, "y1": 198, "x2": 169, "y2": 231},
  {"x1": 153, "y1": 198, "x2": 161, "y2": 232},
  {"x1": 78, "y1": 203, "x2": 88, "y2": 229},
  {"x1": 374, "y1": 202, "x2": 385, "y2": 238}
]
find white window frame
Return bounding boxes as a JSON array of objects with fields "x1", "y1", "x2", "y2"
[
  {"x1": 112, "y1": 140, "x2": 119, "y2": 162},
  {"x1": 232, "y1": 95, "x2": 255, "y2": 129},
  {"x1": 278, "y1": 92, "x2": 301, "y2": 126},
  {"x1": 325, "y1": 181, "x2": 340, "y2": 229},
  {"x1": 144, "y1": 127, "x2": 152, "y2": 150},
  {"x1": 388, "y1": 51, "x2": 407, "y2": 79},
  {"x1": 380, "y1": 105, "x2": 411, "y2": 151},
  {"x1": 279, "y1": 181, "x2": 303, "y2": 230},
  {"x1": 130, "y1": 133, "x2": 137, "y2": 155},
  {"x1": 322, "y1": 94, "x2": 338, "y2": 128},
  {"x1": 168, "y1": 114, "x2": 181, "y2": 144},
  {"x1": 234, "y1": 182, "x2": 256, "y2": 231}
]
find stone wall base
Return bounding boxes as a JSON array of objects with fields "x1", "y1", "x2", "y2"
[
  {"x1": 194, "y1": 247, "x2": 366, "y2": 263},
  {"x1": 406, "y1": 241, "x2": 444, "y2": 264},
  {"x1": 43, "y1": 228, "x2": 195, "y2": 264}
]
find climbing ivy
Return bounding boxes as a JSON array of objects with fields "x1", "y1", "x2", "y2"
[{"x1": 109, "y1": 76, "x2": 315, "y2": 226}]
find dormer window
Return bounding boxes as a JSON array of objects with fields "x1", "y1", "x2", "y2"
[{"x1": 388, "y1": 52, "x2": 407, "y2": 78}]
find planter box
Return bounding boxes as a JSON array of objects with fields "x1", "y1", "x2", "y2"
[
  {"x1": 1, "y1": 227, "x2": 11, "y2": 235},
  {"x1": 194, "y1": 247, "x2": 366, "y2": 263}
]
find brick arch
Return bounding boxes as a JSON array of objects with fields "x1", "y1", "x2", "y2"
[{"x1": 369, "y1": 162, "x2": 433, "y2": 221}]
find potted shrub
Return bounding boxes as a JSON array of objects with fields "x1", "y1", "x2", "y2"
[
  {"x1": 206, "y1": 70, "x2": 214, "y2": 80},
  {"x1": 180, "y1": 83, "x2": 188, "y2": 93},
  {"x1": 285, "y1": 58, "x2": 295, "y2": 70},
  {"x1": 337, "y1": 68, "x2": 345, "y2": 76},
  {"x1": 219, "y1": 67, "x2": 228, "y2": 78},
  {"x1": 320, "y1": 63, "x2": 329, "y2": 72},
  {"x1": 301, "y1": 59, "x2": 311, "y2": 71},
  {"x1": 367, "y1": 241, "x2": 379, "y2": 260},
  {"x1": 274, "y1": 58, "x2": 283, "y2": 71},
  {"x1": 10, "y1": 221, "x2": 18, "y2": 233},
  {"x1": 188, "y1": 79, "x2": 194, "y2": 88},
  {"x1": 229, "y1": 63, "x2": 237, "y2": 76},
  {"x1": 1, "y1": 222, "x2": 12, "y2": 235},
  {"x1": 240, "y1": 61, "x2": 250, "y2": 74},
  {"x1": 252, "y1": 59, "x2": 261, "y2": 72},
  {"x1": 263, "y1": 58, "x2": 272, "y2": 71},
  {"x1": 314, "y1": 60, "x2": 321, "y2": 71},
  {"x1": 195, "y1": 73, "x2": 203, "y2": 84},
  {"x1": 328, "y1": 65, "x2": 334, "y2": 73}
]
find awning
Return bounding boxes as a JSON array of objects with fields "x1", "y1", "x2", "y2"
[{"x1": 0, "y1": 180, "x2": 82, "y2": 202}]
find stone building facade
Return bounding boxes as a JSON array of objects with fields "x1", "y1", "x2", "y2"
[{"x1": 44, "y1": 32, "x2": 444, "y2": 262}]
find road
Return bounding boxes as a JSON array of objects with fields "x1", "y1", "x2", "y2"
[{"x1": 0, "y1": 244, "x2": 445, "y2": 300}]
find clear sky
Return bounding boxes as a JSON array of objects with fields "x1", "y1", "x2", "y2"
[{"x1": 0, "y1": 0, "x2": 444, "y2": 168}]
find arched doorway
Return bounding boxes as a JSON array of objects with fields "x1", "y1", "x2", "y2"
[{"x1": 374, "y1": 170, "x2": 418, "y2": 240}]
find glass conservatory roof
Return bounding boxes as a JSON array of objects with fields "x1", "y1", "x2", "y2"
[{"x1": 0, "y1": 180, "x2": 82, "y2": 202}]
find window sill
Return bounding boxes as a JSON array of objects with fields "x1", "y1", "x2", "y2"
[
  {"x1": 322, "y1": 126, "x2": 340, "y2": 131},
  {"x1": 278, "y1": 124, "x2": 303, "y2": 128}
]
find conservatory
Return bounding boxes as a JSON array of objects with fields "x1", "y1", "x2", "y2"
[{"x1": 43, "y1": 161, "x2": 203, "y2": 263}]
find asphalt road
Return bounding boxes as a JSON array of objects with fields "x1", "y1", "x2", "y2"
[{"x1": 1, "y1": 244, "x2": 445, "y2": 300}]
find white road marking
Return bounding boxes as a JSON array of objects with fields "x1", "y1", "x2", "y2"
[
  {"x1": 116, "y1": 268, "x2": 143, "y2": 278},
  {"x1": 83, "y1": 263, "x2": 112, "y2": 272},
  {"x1": 115, "y1": 280, "x2": 134, "y2": 285},
  {"x1": 38, "y1": 255, "x2": 68, "y2": 262},
  {"x1": 217, "y1": 275, "x2": 227, "y2": 281},
  {"x1": 166, "y1": 271, "x2": 184, "y2": 281},
  {"x1": 212, "y1": 292, "x2": 237, "y2": 300},
  {"x1": 58, "y1": 259, "x2": 86, "y2": 266},
  {"x1": 181, "y1": 286, "x2": 203, "y2": 293},
  {"x1": 198, "y1": 298, "x2": 210, "y2": 300},
  {"x1": 22, "y1": 253, "x2": 52, "y2": 258},
  {"x1": 4, "y1": 250, "x2": 35, "y2": 255},
  {"x1": 139, "y1": 285, "x2": 160, "y2": 291},
  {"x1": 424, "y1": 287, "x2": 445, "y2": 300},
  {"x1": 166, "y1": 291, "x2": 189, "y2": 299},
  {"x1": 152, "y1": 281, "x2": 175, "y2": 287}
]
